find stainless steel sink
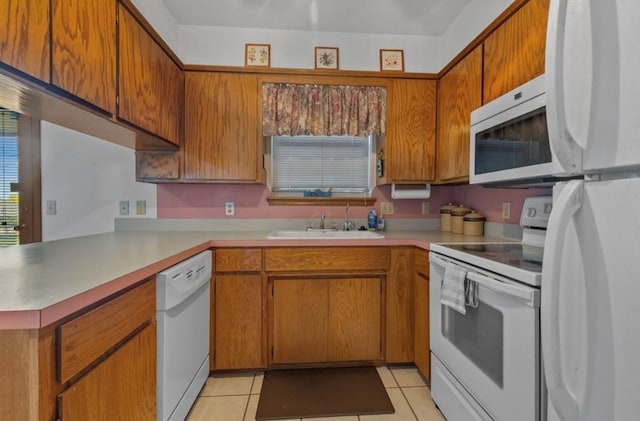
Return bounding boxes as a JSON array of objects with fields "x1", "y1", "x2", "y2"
[{"x1": 266, "y1": 229, "x2": 385, "y2": 239}]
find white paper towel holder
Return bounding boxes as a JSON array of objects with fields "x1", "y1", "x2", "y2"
[{"x1": 391, "y1": 184, "x2": 431, "y2": 199}]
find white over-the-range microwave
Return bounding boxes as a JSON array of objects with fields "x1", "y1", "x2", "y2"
[{"x1": 469, "y1": 74, "x2": 574, "y2": 187}]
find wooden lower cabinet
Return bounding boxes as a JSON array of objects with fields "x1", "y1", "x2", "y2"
[
  {"x1": 0, "y1": 279, "x2": 156, "y2": 420},
  {"x1": 271, "y1": 277, "x2": 382, "y2": 364},
  {"x1": 57, "y1": 322, "x2": 156, "y2": 420},
  {"x1": 214, "y1": 274, "x2": 264, "y2": 369},
  {"x1": 414, "y1": 249, "x2": 430, "y2": 380},
  {"x1": 386, "y1": 248, "x2": 415, "y2": 363}
]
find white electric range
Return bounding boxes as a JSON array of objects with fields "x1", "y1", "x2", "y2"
[{"x1": 429, "y1": 196, "x2": 552, "y2": 421}]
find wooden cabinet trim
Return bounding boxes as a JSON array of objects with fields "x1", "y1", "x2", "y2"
[
  {"x1": 265, "y1": 247, "x2": 390, "y2": 272},
  {"x1": 57, "y1": 279, "x2": 155, "y2": 384},
  {"x1": 215, "y1": 248, "x2": 263, "y2": 272}
]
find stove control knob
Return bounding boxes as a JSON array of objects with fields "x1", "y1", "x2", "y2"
[
  {"x1": 527, "y1": 207, "x2": 537, "y2": 217},
  {"x1": 544, "y1": 203, "x2": 553, "y2": 214}
]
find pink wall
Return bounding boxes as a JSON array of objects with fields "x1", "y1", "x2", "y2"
[
  {"x1": 440, "y1": 184, "x2": 551, "y2": 224},
  {"x1": 157, "y1": 183, "x2": 550, "y2": 223}
]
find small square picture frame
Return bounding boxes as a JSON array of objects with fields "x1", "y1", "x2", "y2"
[
  {"x1": 245, "y1": 43, "x2": 271, "y2": 67},
  {"x1": 315, "y1": 46, "x2": 339, "y2": 70},
  {"x1": 380, "y1": 49, "x2": 404, "y2": 72}
]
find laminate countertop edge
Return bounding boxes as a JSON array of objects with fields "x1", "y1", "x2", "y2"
[{"x1": 0, "y1": 230, "x2": 506, "y2": 329}]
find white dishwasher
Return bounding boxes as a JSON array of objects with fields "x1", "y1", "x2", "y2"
[{"x1": 157, "y1": 250, "x2": 212, "y2": 421}]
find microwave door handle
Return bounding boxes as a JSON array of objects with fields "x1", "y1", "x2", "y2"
[
  {"x1": 546, "y1": 0, "x2": 584, "y2": 174},
  {"x1": 542, "y1": 180, "x2": 583, "y2": 421},
  {"x1": 465, "y1": 271, "x2": 536, "y2": 305}
]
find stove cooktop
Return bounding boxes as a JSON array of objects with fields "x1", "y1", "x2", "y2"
[{"x1": 430, "y1": 242, "x2": 543, "y2": 287}]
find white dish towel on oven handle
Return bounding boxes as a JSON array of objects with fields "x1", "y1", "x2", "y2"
[
  {"x1": 441, "y1": 264, "x2": 479, "y2": 315},
  {"x1": 441, "y1": 264, "x2": 468, "y2": 314}
]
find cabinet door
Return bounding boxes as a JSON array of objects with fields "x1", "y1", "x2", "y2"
[
  {"x1": 414, "y1": 248, "x2": 430, "y2": 380},
  {"x1": 118, "y1": 5, "x2": 182, "y2": 145},
  {"x1": 383, "y1": 79, "x2": 437, "y2": 183},
  {"x1": 483, "y1": 0, "x2": 550, "y2": 103},
  {"x1": 437, "y1": 46, "x2": 482, "y2": 183},
  {"x1": 52, "y1": 0, "x2": 116, "y2": 113},
  {"x1": 184, "y1": 72, "x2": 261, "y2": 181},
  {"x1": 328, "y1": 278, "x2": 382, "y2": 361},
  {"x1": 0, "y1": 0, "x2": 50, "y2": 82},
  {"x1": 57, "y1": 323, "x2": 156, "y2": 420},
  {"x1": 386, "y1": 248, "x2": 414, "y2": 363},
  {"x1": 272, "y1": 279, "x2": 329, "y2": 364},
  {"x1": 214, "y1": 275, "x2": 264, "y2": 369}
]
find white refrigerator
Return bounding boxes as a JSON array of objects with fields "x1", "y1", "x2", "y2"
[{"x1": 543, "y1": 1, "x2": 640, "y2": 420}]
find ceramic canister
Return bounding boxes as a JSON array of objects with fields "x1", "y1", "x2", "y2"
[
  {"x1": 450, "y1": 205, "x2": 472, "y2": 234},
  {"x1": 439, "y1": 203, "x2": 457, "y2": 232},
  {"x1": 463, "y1": 210, "x2": 486, "y2": 236}
]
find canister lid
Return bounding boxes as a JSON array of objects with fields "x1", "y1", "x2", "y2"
[
  {"x1": 463, "y1": 210, "x2": 486, "y2": 222},
  {"x1": 450, "y1": 205, "x2": 472, "y2": 216},
  {"x1": 439, "y1": 203, "x2": 457, "y2": 214}
]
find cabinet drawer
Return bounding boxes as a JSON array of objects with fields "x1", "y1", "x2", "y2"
[
  {"x1": 415, "y1": 249, "x2": 430, "y2": 277},
  {"x1": 57, "y1": 279, "x2": 155, "y2": 384},
  {"x1": 265, "y1": 247, "x2": 389, "y2": 272},
  {"x1": 215, "y1": 248, "x2": 263, "y2": 272}
]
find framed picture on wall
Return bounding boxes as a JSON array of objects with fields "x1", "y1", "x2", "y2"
[
  {"x1": 245, "y1": 43, "x2": 271, "y2": 67},
  {"x1": 380, "y1": 49, "x2": 404, "y2": 71},
  {"x1": 315, "y1": 47, "x2": 339, "y2": 69}
]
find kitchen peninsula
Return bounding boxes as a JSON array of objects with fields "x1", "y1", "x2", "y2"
[{"x1": 0, "y1": 229, "x2": 503, "y2": 420}]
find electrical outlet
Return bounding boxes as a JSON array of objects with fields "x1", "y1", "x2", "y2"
[
  {"x1": 136, "y1": 200, "x2": 146, "y2": 215},
  {"x1": 225, "y1": 202, "x2": 235, "y2": 216},
  {"x1": 502, "y1": 202, "x2": 511, "y2": 219},
  {"x1": 46, "y1": 200, "x2": 57, "y2": 216},
  {"x1": 421, "y1": 201, "x2": 430, "y2": 215},
  {"x1": 380, "y1": 201, "x2": 394, "y2": 215},
  {"x1": 119, "y1": 201, "x2": 130, "y2": 216}
]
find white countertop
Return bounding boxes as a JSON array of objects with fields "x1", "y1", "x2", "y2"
[{"x1": 0, "y1": 230, "x2": 500, "y2": 329}]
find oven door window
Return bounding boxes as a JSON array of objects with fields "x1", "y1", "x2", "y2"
[
  {"x1": 474, "y1": 107, "x2": 550, "y2": 174},
  {"x1": 442, "y1": 300, "x2": 504, "y2": 388}
]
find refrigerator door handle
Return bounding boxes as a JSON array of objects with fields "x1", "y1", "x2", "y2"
[
  {"x1": 546, "y1": 0, "x2": 584, "y2": 174},
  {"x1": 542, "y1": 180, "x2": 584, "y2": 421}
]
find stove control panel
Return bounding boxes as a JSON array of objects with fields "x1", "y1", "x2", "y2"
[{"x1": 520, "y1": 196, "x2": 553, "y2": 229}]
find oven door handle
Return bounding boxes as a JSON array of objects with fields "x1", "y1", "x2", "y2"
[
  {"x1": 465, "y1": 271, "x2": 537, "y2": 306},
  {"x1": 430, "y1": 253, "x2": 538, "y2": 306}
]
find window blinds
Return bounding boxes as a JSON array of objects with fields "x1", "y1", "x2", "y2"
[
  {"x1": 0, "y1": 110, "x2": 19, "y2": 247},
  {"x1": 271, "y1": 135, "x2": 372, "y2": 193}
]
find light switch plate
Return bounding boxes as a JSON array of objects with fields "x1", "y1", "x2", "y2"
[
  {"x1": 136, "y1": 200, "x2": 146, "y2": 215},
  {"x1": 381, "y1": 201, "x2": 394, "y2": 215},
  {"x1": 119, "y1": 201, "x2": 130, "y2": 216},
  {"x1": 46, "y1": 200, "x2": 57, "y2": 216},
  {"x1": 422, "y1": 201, "x2": 430, "y2": 215},
  {"x1": 502, "y1": 202, "x2": 511, "y2": 219}
]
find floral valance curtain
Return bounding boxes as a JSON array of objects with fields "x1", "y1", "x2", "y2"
[{"x1": 262, "y1": 83, "x2": 386, "y2": 137}]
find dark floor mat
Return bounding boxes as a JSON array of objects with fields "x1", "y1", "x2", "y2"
[{"x1": 255, "y1": 366, "x2": 394, "y2": 420}]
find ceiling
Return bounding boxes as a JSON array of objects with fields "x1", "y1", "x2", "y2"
[{"x1": 161, "y1": 0, "x2": 472, "y2": 36}]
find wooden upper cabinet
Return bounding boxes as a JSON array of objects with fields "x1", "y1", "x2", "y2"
[
  {"x1": 0, "y1": 0, "x2": 50, "y2": 82},
  {"x1": 184, "y1": 72, "x2": 261, "y2": 181},
  {"x1": 483, "y1": 0, "x2": 550, "y2": 103},
  {"x1": 437, "y1": 46, "x2": 483, "y2": 183},
  {"x1": 118, "y1": 5, "x2": 183, "y2": 145},
  {"x1": 381, "y1": 79, "x2": 436, "y2": 184},
  {"x1": 52, "y1": 0, "x2": 116, "y2": 113}
]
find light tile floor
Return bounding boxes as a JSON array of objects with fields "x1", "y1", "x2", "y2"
[{"x1": 187, "y1": 366, "x2": 445, "y2": 421}]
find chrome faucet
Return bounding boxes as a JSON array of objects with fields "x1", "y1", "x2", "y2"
[
  {"x1": 343, "y1": 204, "x2": 352, "y2": 231},
  {"x1": 320, "y1": 212, "x2": 325, "y2": 230}
]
